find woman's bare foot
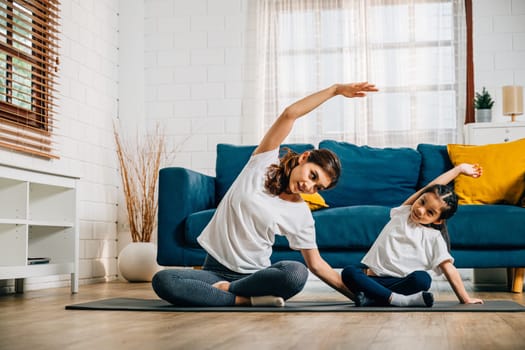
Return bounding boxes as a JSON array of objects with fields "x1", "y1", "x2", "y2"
[
  {"x1": 212, "y1": 281, "x2": 250, "y2": 305},
  {"x1": 212, "y1": 280, "x2": 230, "y2": 292}
]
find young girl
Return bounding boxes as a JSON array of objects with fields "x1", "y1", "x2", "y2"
[
  {"x1": 341, "y1": 163, "x2": 484, "y2": 307},
  {"x1": 152, "y1": 82, "x2": 378, "y2": 307}
]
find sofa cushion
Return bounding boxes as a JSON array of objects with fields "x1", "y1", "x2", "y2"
[
  {"x1": 184, "y1": 205, "x2": 525, "y2": 254},
  {"x1": 448, "y1": 205, "x2": 525, "y2": 248},
  {"x1": 185, "y1": 206, "x2": 390, "y2": 250},
  {"x1": 416, "y1": 144, "x2": 453, "y2": 188},
  {"x1": 447, "y1": 139, "x2": 525, "y2": 205},
  {"x1": 215, "y1": 143, "x2": 315, "y2": 203},
  {"x1": 318, "y1": 140, "x2": 421, "y2": 207},
  {"x1": 312, "y1": 205, "x2": 390, "y2": 249}
]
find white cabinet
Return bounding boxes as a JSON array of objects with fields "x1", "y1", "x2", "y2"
[
  {"x1": 0, "y1": 164, "x2": 79, "y2": 293},
  {"x1": 463, "y1": 122, "x2": 525, "y2": 292},
  {"x1": 464, "y1": 122, "x2": 525, "y2": 145}
]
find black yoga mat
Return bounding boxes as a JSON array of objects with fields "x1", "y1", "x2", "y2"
[{"x1": 66, "y1": 298, "x2": 525, "y2": 312}]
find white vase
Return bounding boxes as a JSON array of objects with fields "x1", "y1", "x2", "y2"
[{"x1": 118, "y1": 242, "x2": 162, "y2": 282}]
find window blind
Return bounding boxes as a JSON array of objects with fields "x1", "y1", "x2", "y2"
[{"x1": 0, "y1": 0, "x2": 60, "y2": 159}]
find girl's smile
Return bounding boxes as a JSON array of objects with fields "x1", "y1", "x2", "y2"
[{"x1": 409, "y1": 192, "x2": 444, "y2": 225}]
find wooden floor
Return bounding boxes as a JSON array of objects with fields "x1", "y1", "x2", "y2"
[{"x1": 0, "y1": 279, "x2": 524, "y2": 350}]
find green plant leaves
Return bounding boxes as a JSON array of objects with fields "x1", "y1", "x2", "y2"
[{"x1": 474, "y1": 87, "x2": 494, "y2": 109}]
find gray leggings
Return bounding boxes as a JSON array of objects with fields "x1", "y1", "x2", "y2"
[{"x1": 152, "y1": 255, "x2": 309, "y2": 306}]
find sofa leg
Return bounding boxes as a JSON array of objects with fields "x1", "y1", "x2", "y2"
[
  {"x1": 509, "y1": 267, "x2": 524, "y2": 293},
  {"x1": 507, "y1": 268, "x2": 513, "y2": 290}
]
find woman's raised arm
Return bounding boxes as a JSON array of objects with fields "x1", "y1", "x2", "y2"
[{"x1": 254, "y1": 82, "x2": 378, "y2": 155}]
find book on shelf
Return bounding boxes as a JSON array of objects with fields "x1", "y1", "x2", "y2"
[{"x1": 28, "y1": 257, "x2": 51, "y2": 265}]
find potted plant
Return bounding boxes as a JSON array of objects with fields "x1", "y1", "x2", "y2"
[
  {"x1": 474, "y1": 87, "x2": 494, "y2": 123},
  {"x1": 114, "y1": 123, "x2": 170, "y2": 282}
]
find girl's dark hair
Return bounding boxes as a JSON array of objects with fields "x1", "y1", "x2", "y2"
[
  {"x1": 421, "y1": 184, "x2": 459, "y2": 252},
  {"x1": 264, "y1": 148, "x2": 341, "y2": 196}
]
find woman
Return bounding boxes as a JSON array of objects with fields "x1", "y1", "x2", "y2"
[{"x1": 152, "y1": 82, "x2": 378, "y2": 306}]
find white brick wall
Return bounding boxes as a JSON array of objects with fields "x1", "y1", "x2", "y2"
[
  {"x1": 142, "y1": 0, "x2": 248, "y2": 176},
  {"x1": 62, "y1": 0, "x2": 120, "y2": 288},
  {"x1": 473, "y1": 0, "x2": 525, "y2": 122}
]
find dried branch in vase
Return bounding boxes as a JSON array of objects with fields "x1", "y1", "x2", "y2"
[{"x1": 114, "y1": 124, "x2": 171, "y2": 243}]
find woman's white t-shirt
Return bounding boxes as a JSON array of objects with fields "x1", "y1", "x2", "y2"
[
  {"x1": 197, "y1": 148, "x2": 317, "y2": 274},
  {"x1": 361, "y1": 205, "x2": 453, "y2": 278}
]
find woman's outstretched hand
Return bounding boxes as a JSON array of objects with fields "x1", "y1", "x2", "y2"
[{"x1": 335, "y1": 82, "x2": 378, "y2": 98}]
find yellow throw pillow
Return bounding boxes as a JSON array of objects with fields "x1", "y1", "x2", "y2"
[
  {"x1": 447, "y1": 138, "x2": 525, "y2": 205},
  {"x1": 300, "y1": 192, "x2": 329, "y2": 211}
]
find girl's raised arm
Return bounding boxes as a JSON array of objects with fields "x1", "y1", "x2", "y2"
[{"x1": 403, "y1": 163, "x2": 482, "y2": 205}]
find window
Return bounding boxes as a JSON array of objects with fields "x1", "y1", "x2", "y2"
[
  {"x1": 0, "y1": 0, "x2": 60, "y2": 158},
  {"x1": 255, "y1": 0, "x2": 467, "y2": 147}
]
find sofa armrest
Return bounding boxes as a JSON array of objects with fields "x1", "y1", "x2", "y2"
[{"x1": 157, "y1": 167, "x2": 215, "y2": 266}]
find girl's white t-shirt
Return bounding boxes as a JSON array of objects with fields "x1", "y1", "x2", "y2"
[
  {"x1": 197, "y1": 148, "x2": 317, "y2": 274},
  {"x1": 361, "y1": 205, "x2": 453, "y2": 278}
]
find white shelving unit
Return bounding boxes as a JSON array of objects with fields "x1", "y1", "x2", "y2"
[{"x1": 0, "y1": 163, "x2": 79, "y2": 293}]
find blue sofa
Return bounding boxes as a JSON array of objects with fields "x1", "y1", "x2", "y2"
[{"x1": 157, "y1": 141, "x2": 525, "y2": 292}]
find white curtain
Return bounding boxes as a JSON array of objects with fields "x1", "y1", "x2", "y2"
[{"x1": 245, "y1": 0, "x2": 466, "y2": 148}]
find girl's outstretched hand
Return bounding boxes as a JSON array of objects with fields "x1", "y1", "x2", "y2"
[
  {"x1": 335, "y1": 82, "x2": 378, "y2": 98},
  {"x1": 463, "y1": 297, "x2": 484, "y2": 304},
  {"x1": 459, "y1": 163, "x2": 483, "y2": 178}
]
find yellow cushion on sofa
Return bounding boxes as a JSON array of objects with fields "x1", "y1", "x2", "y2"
[
  {"x1": 447, "y1": 138, "x2": 525, "y2": 205},
  {"x1": 300, "y1": 192, "x2": 329, "y2": 211}
]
